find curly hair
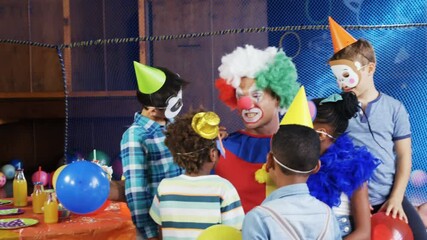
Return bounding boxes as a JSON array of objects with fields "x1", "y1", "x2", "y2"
[
  {"x1": 164, "y1": 109, "x2": 216, "y2": 174},
  {"x1": 255, "y1": 52, "x2": 300, "y2": 109},
  {"x1": 312, "y1": 92, "x2": 359, "y2": 137},
  {"x1": 215, "y1": 45, "x2": 300, "y2": 110}
]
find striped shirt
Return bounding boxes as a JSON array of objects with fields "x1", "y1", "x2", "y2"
[
  {"x1": 121, "y1": 112, "x2": 183, "y2": 238},
  {"x1": 149, "y1": 174, "x2": 245, "y2": 240}
]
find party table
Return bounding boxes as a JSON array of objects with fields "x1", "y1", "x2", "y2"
[{"x1": 0, "y1": 199, "x2": 136, "y2": 240}]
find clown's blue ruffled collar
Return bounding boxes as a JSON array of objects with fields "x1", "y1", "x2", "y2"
[{"x1": 307, "y1": 133, "x2": 379, "y2": 207}]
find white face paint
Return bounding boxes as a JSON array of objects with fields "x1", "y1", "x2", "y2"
[
  {"x1": 236, "y1": 84, "x2": 265, "y2": 104},
  {"x1": 164, "y1": 89, "x2": 183, "y2": 119},
  {"x1": 242, "y1": 108, "x2": 263, "y2": 123},
  {"x1": 236, "y1": 83, "x2": 265, "y2": 125},
  {"x1": 330, "y1": 59, "x2": 364, "y2": 91}
]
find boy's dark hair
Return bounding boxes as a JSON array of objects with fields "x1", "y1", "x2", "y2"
[
  {"x1": 137, "y1": 67, "x2": 188, "y2": 108},
  {"x1": 164, "y1": 109, "x2": 216, "y2": 174},
  {"x1": 329, "y1": 39, "x2": 376, "y2": 65},
  {"x1": 271, "y1": 124, "x2": 320, "y2": 175},
  {"x1": 312, "y1": 92, "x2": 359, "y2": 137}
]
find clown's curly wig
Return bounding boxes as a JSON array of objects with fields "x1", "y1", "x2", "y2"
[
  {"x1": 216, "y1": 45, "x2": 300, "y2": 110},
  {"x1": 164, "y1": 109, "x2": 216, "y2": 174},
  {"x1": 255, "y1": 52, "x2": 300, "y2": 109}
]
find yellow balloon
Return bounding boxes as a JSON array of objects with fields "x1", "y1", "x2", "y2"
[
  {"x1": 52, "y1": 165, "x2": 67, "y2": 189},
  {"x1": 197, "y1": 225, "x2": 242, "y2": 240}
]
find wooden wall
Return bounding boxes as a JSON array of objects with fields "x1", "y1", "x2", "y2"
[
  {"x1": 150, "y1": 0, "x2": 268, "y2": 129},
  {"x1": 0, "y1": 0, "x2": 269, "y2": 177},
  {"x1": 0, "y1": 0, "x2": 65, "y2": 175}
]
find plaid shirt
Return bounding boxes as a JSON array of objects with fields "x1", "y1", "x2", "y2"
[{"x1": 121, "y1": 112, "x2": 182, "y2": 238}]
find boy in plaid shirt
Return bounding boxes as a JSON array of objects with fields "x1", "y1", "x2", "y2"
[{"x1": 121, "y1": 62, "x2": 187, "y2": 239}]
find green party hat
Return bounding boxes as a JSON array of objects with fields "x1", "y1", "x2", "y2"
[{"x1": 133, "y1": 61, "x2": 166, "y2": 94}]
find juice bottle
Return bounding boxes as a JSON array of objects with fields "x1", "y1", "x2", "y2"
[
  {"x1": 13, "y1": 169, "x2": 28, "y2": 207},
  {"x1": 44, "y1": 191, "x2": 59, "y2": 224},
  {"x1": 32, "y1": 182, "x2": 45, "y2": 213}
]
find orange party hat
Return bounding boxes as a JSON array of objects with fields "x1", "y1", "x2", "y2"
[{"x1": 329, "y1": 17, "x2": 357, "y2": 53}]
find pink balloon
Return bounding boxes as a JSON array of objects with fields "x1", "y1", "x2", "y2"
[
  {"x1": 0, "y1": 172, "x2": 6, "y2": 188},
  {"x1": 308, "y1": 100, "x2": 317, "y2": 121},
  {"x1": 410, "y1": 170, "x2": 427, "y2": 188},
  {"x1": 31, "y1": 170, "x2": 49, "y2": 186}
]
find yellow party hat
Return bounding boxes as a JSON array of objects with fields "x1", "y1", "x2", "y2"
[
  {"x1": 133, "y1": 61, "x2": 166, "y2": 94},
  {"x1": 328, "y1": 17, "x2": 357, "y2": 53},
  {"x1": 280, "y1": 86, "x2": 313, "y2": 128}
]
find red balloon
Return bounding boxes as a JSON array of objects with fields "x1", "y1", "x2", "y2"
[{"x1": 371, "y1": 212, "x2": 414, "y2": 240}]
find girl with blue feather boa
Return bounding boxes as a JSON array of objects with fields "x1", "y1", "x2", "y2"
[{"x1": 307, "y1": 92, "x2": 379, "y2": 240}]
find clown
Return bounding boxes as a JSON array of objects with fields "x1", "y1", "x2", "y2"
[{"x1": 214, "y1": 45, "x2": 300, "y2": 213}]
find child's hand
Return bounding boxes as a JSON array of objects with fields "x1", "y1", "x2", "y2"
[
  {"x1": 219, "y1": 126, "x2": 228, "y2": 139},
  {"x1": 379, "y1": 198, "x2": 408, "y2": 223}
]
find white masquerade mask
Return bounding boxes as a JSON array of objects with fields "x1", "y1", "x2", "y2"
[
  {"x1": 330, "y1": 60, "x2": 366, "y2": 90},
  {"x1": 164, "y1": 89, "x2": 183, "y2": 119}
]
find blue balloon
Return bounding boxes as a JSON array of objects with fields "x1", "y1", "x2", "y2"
[
  {"x1": 9, "y1": 159, "x2": 23, "y2": 170},
  {"x1": 56, "y1": 161, "x2": 110, "y2": 214},
  {"x1": 1, "y1": 164, "x2": 15, "y2": 180}
]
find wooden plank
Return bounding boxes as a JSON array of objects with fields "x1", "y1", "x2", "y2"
[
  {"x1": 63, "y1": 0, "x2": 72, "y2": 92},
  {"x1": 69, "y1": 0, "x2": 104, "y2": 91},
  {"x1": 33, "y1": 119, "x2": 65, "y2": 172},
  {"x1": 151, "y1": 0, "x2": 213, "y2": 111},
  {"x1": 68, "y1": 96, "x2": 139, "y2": 118},
  {"x1": 69, "y1": 90, "x2": 135, "y2": 97},
  {"x1": 0, "y1": 44, "x2": 31, "y2": 92},
  {"x1": 0, "y1": 92, "x2": 64, "y2": 99},
  {"x1": 0, "y1": 121, "x2": 35, "y2": 169},
  {"x1": 0, "y1": 0, "x2": 29, "y2": 39},
  {"x1": 0, "y1": 99, "x2": 65, "y2": 119},
  {"x1": 150, "y1": 0, "x2": 267, "y2": 131},
  {"x1": 104, "y1": 0, "x2": 139, "y2": 91},
  {"x1": 31, "y1": 47, "x2": 63, "y2": 92},
  {"x1": 138, "y1": 0, "x2": 146, "y2": 64}
]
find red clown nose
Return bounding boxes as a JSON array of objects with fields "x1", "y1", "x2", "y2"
[{"x1": 237, "y1": 96, "x2": 253, "y2": 110}]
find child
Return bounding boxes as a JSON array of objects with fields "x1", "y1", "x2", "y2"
[
  {"x1": 328, "y1": 17, "x2": 427, "y2": 239},
  {"x1": 215, "y1": 45, "x2": 300, "y2": 213},
  {"x1": 149, "y1": 110, "x2": 245, "y2": 240},
  {"x1": 307, "y1": 92, "x2": 379, "y2": 239},
  {"x1": 121, "y1": 62, "x2": 187, "y2": 240},
  {"x1": 242, "y1": 87, "x2": 342, "y2": 240}
]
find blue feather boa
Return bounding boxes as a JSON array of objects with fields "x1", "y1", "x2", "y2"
[{"x1": 307, "y1": 133, "x2": 379, "y2": 207}]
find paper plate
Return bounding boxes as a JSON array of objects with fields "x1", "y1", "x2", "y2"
[
  {"x1": 0, "y1": 218, "x2": 38, "y2": 230},
  {"x1": 0, "y1": 199, "x2": 12, "y2": 206},
  {"x1": 0, "y1": 208, "x2": 24, "y2": 216}
]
